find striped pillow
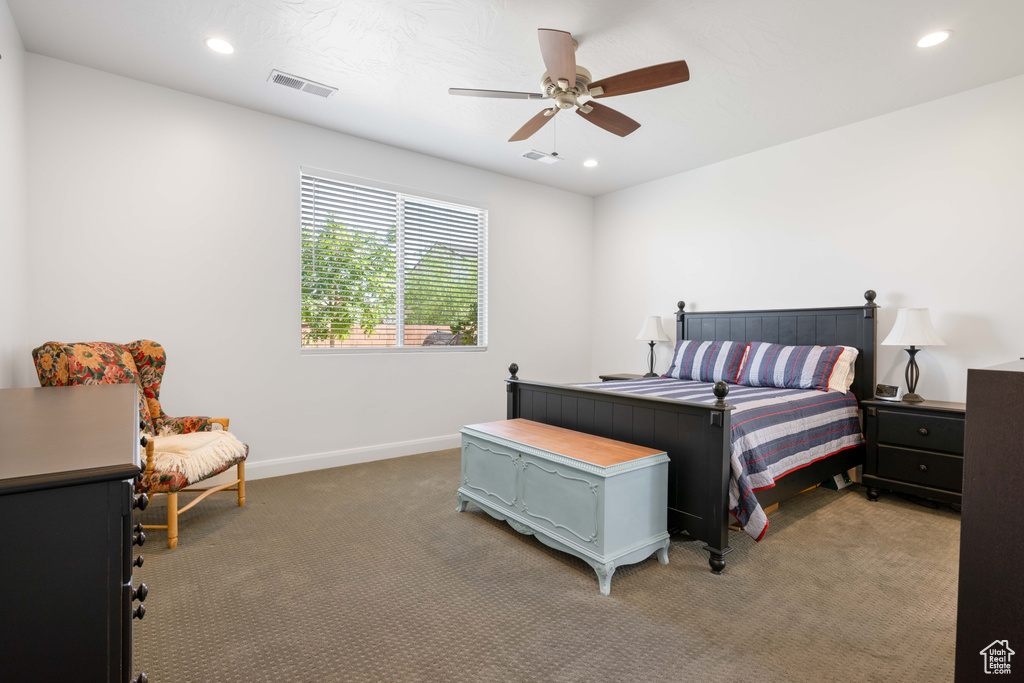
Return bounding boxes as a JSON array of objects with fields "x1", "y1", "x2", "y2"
[
  {"x1": 734, "y1": 342, "x2": 854, "y2": 392},
  {"x1": 663, "y1": 340, "x2": 745, "y2": 383}
]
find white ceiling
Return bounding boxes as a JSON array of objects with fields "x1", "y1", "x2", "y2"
[{"x1": 9, "y1": 0, "x2": 1024, "y2": 196}]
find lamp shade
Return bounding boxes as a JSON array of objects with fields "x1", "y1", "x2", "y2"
[
  {"x1": 881, "y1": 308, "x2": 946, "y2": 347},
  {"x1": 635, "y1": 316, "x2": 670, "y2": 342}
]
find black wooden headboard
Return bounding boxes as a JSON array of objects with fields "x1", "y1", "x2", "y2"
[{"x1": 675, "y1": 291, "x2": 879, "y2": 403}]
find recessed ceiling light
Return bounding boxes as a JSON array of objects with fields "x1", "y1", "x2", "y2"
[
  {"x1": 205, "y1": 37, "x2": 235, "y2": 55},
  {"x1": 583, "y1": 159, "x2": 599, "y2": 168},
  {"x1": 917, "y1": 31, "x2": 951, "y2": 48}
]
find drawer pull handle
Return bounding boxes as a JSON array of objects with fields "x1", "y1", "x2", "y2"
[
  {"x1": 918, "y1": 464, "x2": 929, "y2": 472},
  {"x1": 134, "y1": 494, "x2": 149, "y2": 511},
  {"x1": 918, "y1": 428, "x2": 929, "y2": 436},
  {"x1": 133, "y1": 555, "x2": 144, "y2": 568},
  {"x1": 132, "y1": 674, "x2": 148, "y2": 683},
  {"x1": 133, "y1": 530, "x2": 146, "y2": 547},
  {"x1": 133, "y1": 604, "x2": 146, "y2": 620},
  {"x1": 133, "y1": 583, "x2": 148, "y2": 602}
]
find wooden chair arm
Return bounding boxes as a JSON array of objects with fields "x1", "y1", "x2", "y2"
[{"x1": 209, "y1": 418, "x2": 230, "y2": 430}]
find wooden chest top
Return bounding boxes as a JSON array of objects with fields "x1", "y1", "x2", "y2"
[{"x1": 462, "y1": 418, "x2": 664, "y2": 468}]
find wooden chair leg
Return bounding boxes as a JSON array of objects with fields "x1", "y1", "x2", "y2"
[
  {"x1": 167, "y1": 492, "x2": 179, "y2": 549},
  {"x1": 237, "y1": 461, "x2": 246, "y2": 507}
]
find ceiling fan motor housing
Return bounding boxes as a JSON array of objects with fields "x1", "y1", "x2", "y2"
[{"x1": 542, "y1": 66, "x2": 593, "y2": 107}]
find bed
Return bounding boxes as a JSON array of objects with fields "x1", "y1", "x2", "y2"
[{"x1": 504, "y1": 291, "x2": 879, "y2": 573}]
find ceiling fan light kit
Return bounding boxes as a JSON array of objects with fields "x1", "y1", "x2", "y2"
[{"x1": 449, "y1": 28, "x2": 690, "y2": 143}]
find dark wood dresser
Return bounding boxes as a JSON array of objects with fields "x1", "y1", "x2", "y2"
[
  {"x1": 0, "y1": 385, "x2": 150, "y2": 683},
  {"x1": 955, "y1": 360, "x2": 1024, "y2": 681}
]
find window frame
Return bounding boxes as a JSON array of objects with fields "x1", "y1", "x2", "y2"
[{"x1": 299, "y1": 167, "x2": 488, "y2": 355}]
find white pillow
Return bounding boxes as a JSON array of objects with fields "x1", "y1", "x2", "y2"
[{"x1": 826, "y1": 346, "x2": 859, "y2": 393}]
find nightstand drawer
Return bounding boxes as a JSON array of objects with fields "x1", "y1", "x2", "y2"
[
  {"x1": 876, "y1": 446, "x2": 963, "y2": 491},
  {"x1": 877, "y1": 410, "x2": 964, "y2": 454}
]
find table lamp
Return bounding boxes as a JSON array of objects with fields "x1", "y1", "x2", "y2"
[
  {"x1": 881, "y1": 308, "x2": 946, "y2": 402},
  {"x1": 636, "y1": 316, "x2": 670, "y2": 378}
]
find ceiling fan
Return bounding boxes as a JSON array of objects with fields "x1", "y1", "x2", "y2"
[{"x1": 448, "y1": 28, "x2": 690, "y2": 142}]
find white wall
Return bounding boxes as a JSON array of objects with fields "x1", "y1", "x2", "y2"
[
  {"x1": 25, "y1": 54, "x2": 593, "y2": 476},
  {"x1": 0, "y1": 0, "x2": 29, "y2": 388},
  {"x1": 591, "y1": 74, "x2": 1024, "y2": 403},
  {"x1": 20, "y1": 45, "x2": 1022, "y2": 477}
]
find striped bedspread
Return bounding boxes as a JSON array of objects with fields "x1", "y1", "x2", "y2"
[{"x1": 573, "y1": 377, "x2": 864, "y2": 541}]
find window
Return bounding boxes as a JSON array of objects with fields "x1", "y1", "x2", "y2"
[{"x1": 300, "y1": 171, "x2": 487, "y2": 350}]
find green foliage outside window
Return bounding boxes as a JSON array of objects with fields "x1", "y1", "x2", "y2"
[
  {"x1": 447, "y1": 302, "x2": 479, "y2": 346},
  {"x1": 301, "y1": 222, "x2": 396, "y2": 344},
  {"x1": 302, "y1": 220, "x2": 479, "y2": 346},
  {"x1": 404, "y1": 243, "x2": 478, "y2": 339}
]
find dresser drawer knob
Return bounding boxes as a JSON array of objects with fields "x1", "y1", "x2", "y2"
[
  {"x1": 918, "y1": 464, "x2": 929, "y2": 472},
  {"x1": 140, "y1": 435, "x2": 148, "y2": 448},
  {"x1": 132, "y1": 604, "x2": 146, "y2": 620},
  {"x1": 918, "y1": 428, "x2": 929, "y2": 436},
  {"x1": 132, "y1": 674, "x2": 148, "y2": 683},
  {"x1": 133, "y1": 555, "x2": 144, "y2": 568},
  {"x1": 133, "y1": 530, "x2": 146, "y2": 547},
  {"x1": 133, "y1": 583, "x2": 148, "y2": 602},
  {"x1": 134, "y1": 494, "x2": 149, "y2": 511}
]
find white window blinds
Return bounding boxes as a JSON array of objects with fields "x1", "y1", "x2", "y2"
[{"x1": 300, "y1": 173, "x2": 487, "y2": 349}]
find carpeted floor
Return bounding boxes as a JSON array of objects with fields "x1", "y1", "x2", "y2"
[{"x1": 134, "y1": 449, "x2": 960, "y2": 682}]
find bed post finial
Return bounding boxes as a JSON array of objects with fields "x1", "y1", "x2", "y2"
[
  {"x1": 713, "y1": 381, "x2": 729, "y2": 407},
  {"x1": 508, "y1": 362, "x2": 519, "y2": 380},
  {"x1": 863, "y1": 290, "x2": 878, "y2": 318},
  {"x1": 677, "y1": 301, "x2": 686, "y2": 313}
]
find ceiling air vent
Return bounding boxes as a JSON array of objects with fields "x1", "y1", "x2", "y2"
[
  {"x1": 268, "y1": 70, "x2": 337, "y2": 98},
  {"x1": 522, "y1": 150, "x2": 562, "y2": 164}
]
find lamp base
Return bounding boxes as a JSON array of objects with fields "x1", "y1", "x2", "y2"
[
  {"x1": 644, "y1": 340, "x2": 658, "y2": 378},
  {"x1": 902, "y1": 392, "x2": 924, "y2": 403}
]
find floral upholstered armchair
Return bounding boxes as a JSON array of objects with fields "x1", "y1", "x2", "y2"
[{"x1": 32, "y1": 340, "x2": 247, "y2": 549}]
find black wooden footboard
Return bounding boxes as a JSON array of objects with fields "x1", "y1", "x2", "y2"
[{"x1": 506, "y1": 365, "x2": 736, "y2": 573}]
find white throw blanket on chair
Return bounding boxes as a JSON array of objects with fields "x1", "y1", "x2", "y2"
[{"x1": 151, "y1": 431, "x2": 247, "y2": 484}]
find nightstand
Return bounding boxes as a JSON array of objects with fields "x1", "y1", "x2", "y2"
[
  {"x1": 862, "y1": 398, "x2": 966, "y2": 504},
  {"x1": 598, "y1": 373, "x2": 643, "y2": 382}
]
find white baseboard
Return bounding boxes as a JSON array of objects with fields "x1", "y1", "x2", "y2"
[{"x1": 190, "y1": 433, "x2": 461, "y2": 488}]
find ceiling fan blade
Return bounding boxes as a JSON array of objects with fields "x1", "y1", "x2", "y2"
[
  {"x1": 589, "y1": 60, "x2": 690, "y2": 98},
  {"x1": 576, "y1": 101, "x2": 641, "y2": 137},
  {"x1": 448, "y1": 88, "x2": 546, "y2": 100},
  {"x1": 509, "y1": 108, "x2": 558, "y2": 142},
  {"x1": 538, "y1": 29, "x2": 576, "y2": 88}
]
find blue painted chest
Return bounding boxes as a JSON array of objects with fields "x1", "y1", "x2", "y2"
[{"x1": 457, "y1": 418, "x2": 670, "y2": 596}]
